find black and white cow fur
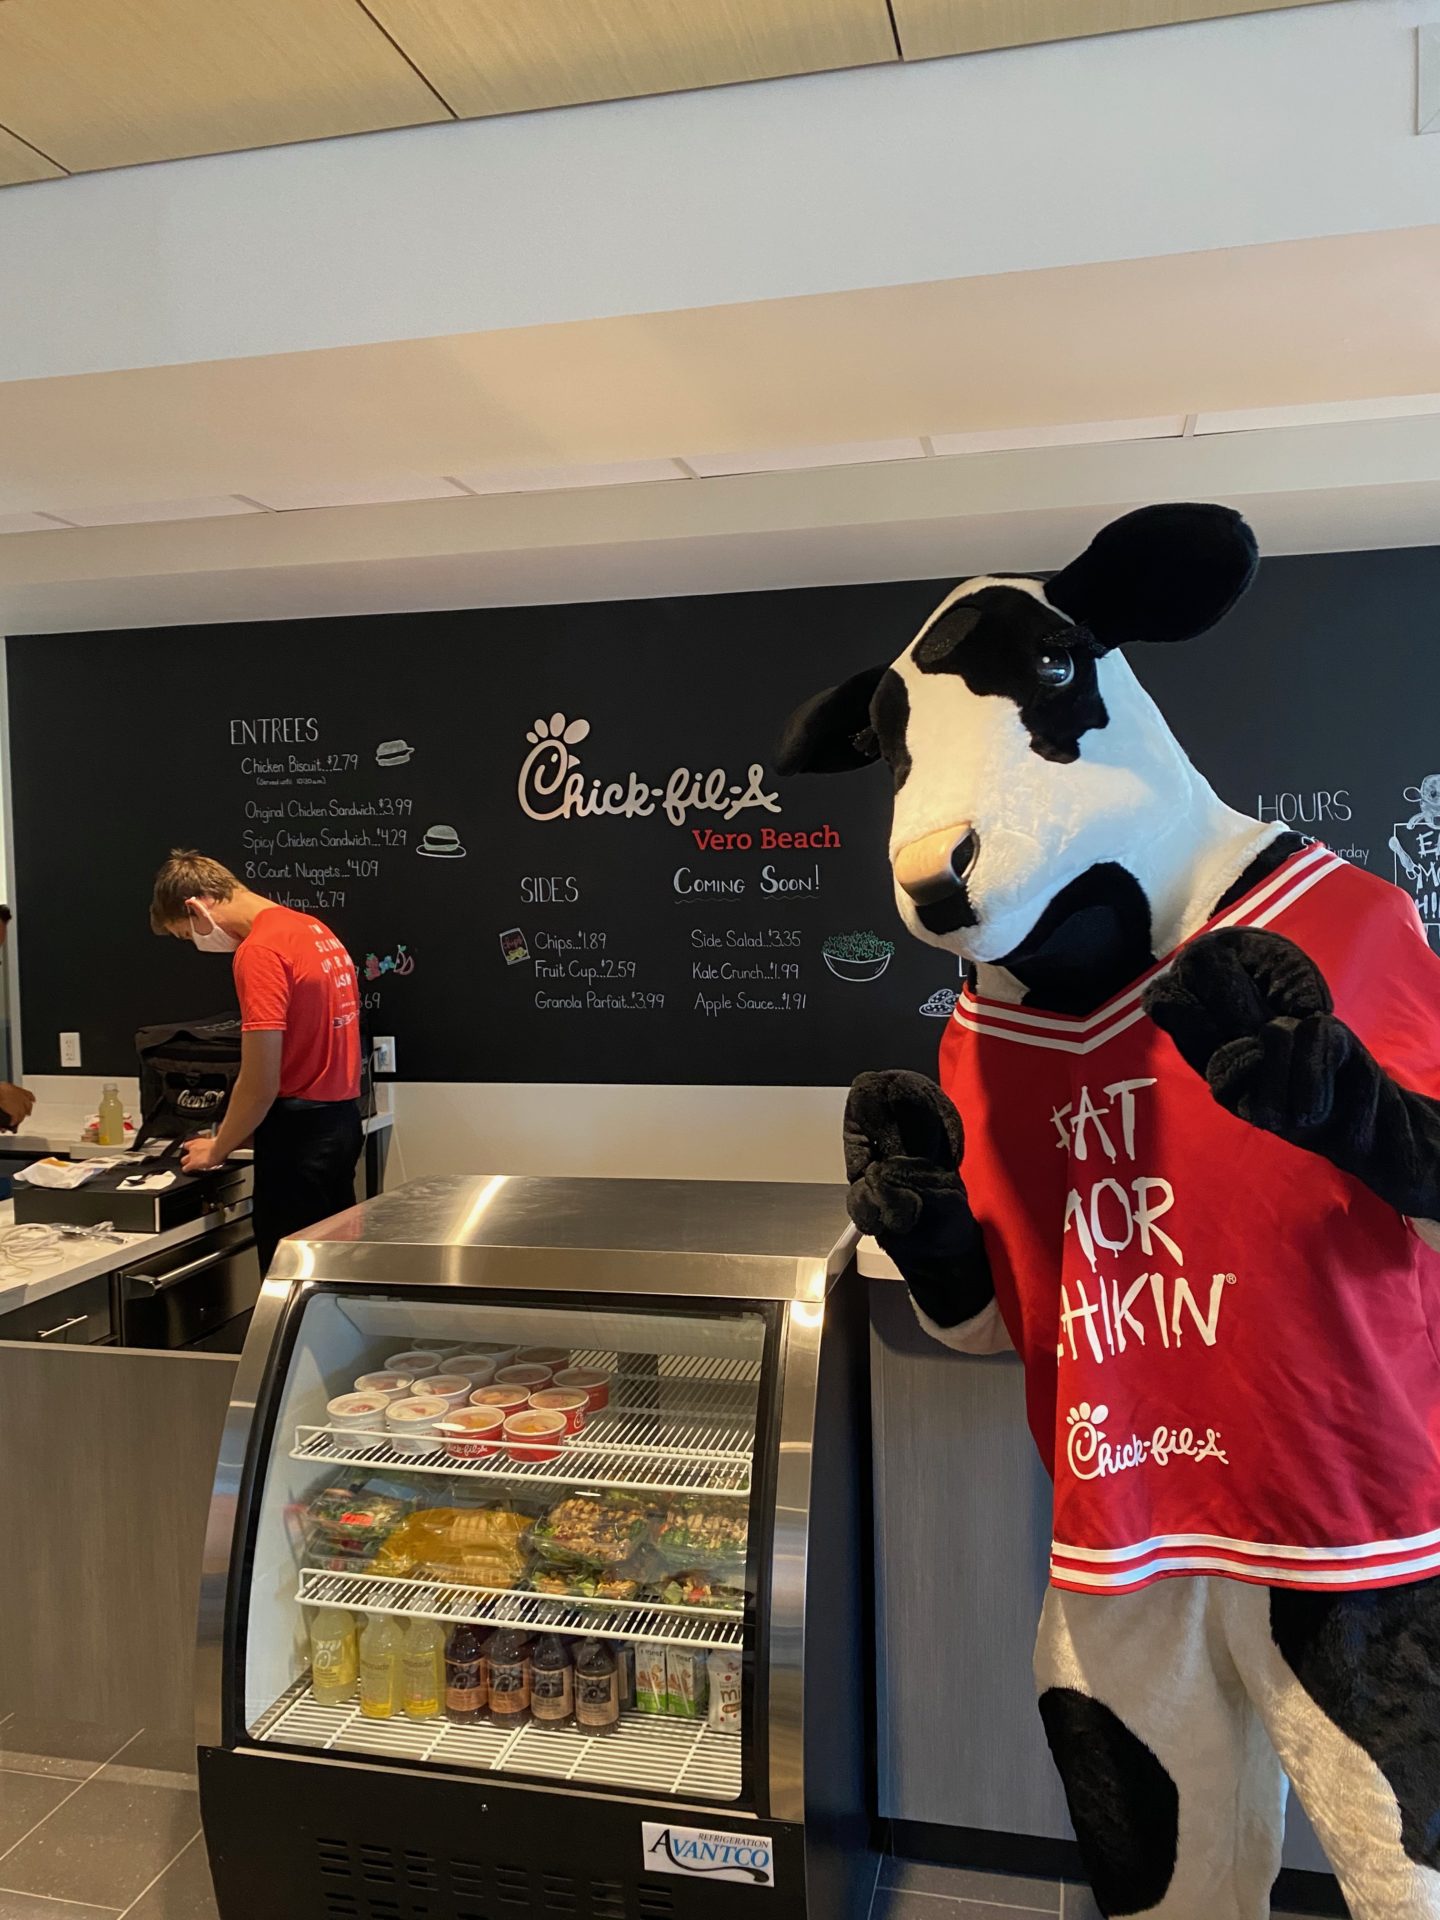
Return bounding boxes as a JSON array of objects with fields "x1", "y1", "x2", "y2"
[{"x1": 776, "y1": 505, "x2": 1440, "y2": 1920}]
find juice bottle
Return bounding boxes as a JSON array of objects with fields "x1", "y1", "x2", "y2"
[
  {"x1": 97, "y1": 1085, "x2": 125, "y2": 1147},
  {"x1": 530, "y1": 1635, "x2": 575, "y2": 1729},
  {"x1": 573, "y1": 1638, "x2": 620, "y2": 1736},
  {"x1": 401, "y1": 1618, "x2": 445, "y2": 1719},
  {"x1": 445, "y1": 1623, "x2": 488, "y2": 1725},
  {"x1": 308, "y1": 1608, "x2": 358, "y2": 1707},
  {"x1": 485, "y1": 1629, "x2": 533, "y2": 1728},
  {"x1": 358, "y1": 1615, "x2": 403, "y2": 1719}
]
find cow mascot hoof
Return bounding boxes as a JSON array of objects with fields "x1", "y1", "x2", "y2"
[{"x1": 776, "y1": 504, "x2": 1440, "y2": 1920}]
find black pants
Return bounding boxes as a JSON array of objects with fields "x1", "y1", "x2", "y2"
[{"x1": 251, "y1": 1099, "x2": 363, "y2": 1275}]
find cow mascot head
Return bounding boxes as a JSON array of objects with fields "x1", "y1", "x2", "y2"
[{"x1": 777, "y1": 503, "x2": 1440, "y2": 1920}]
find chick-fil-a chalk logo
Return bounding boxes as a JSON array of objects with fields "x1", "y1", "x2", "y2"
[{"x1": 518, "y1": 713, "x2": 781, "y2": 828}]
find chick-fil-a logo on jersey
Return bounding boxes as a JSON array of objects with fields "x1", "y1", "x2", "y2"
[{"x1": 518, "y1": 713, "x2": 781, "y2": 828}]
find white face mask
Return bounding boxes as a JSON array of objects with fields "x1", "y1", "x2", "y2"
[{"x1": 186, "y1": 899, "x2": 239, "y2": 955}]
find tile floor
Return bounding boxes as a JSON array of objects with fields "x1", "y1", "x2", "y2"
[
  {"x1": 0, "y1": 1714, "x2": 215, "y2": 1920},
  {"x1": 0, "y1": 1712, "x2": 1331, "y2": 1919}
]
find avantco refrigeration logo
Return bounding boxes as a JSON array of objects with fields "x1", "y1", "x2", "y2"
[
  {"x1": 641, "y1": 1822, "x2": 776, "y2": 1888},
  {"x1": 518, "y1": 712, "x2": 781, "y2": 828}
]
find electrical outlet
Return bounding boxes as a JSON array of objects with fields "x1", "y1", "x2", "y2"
[
  {"x1": 59, "y1": 1031, "x2": 81, "y2": 1068},
  {"x1": 372, "y1": 1036, "x2": 396, "y2": 1075}
]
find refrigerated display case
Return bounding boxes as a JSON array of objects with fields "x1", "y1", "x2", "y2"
[{"x1": 196, "y1": 1176, "x2": 874, "y2": 1919}]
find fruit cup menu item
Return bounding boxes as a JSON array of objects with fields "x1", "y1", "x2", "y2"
[
  {"x1": 503, "y1": 1409, "x2": 567, "y2": 1462},
  {"x1": 445, "y1": 1623, "x2": 488, "y2": 1724},
  {"x1": 552, "y1": 1366, "x2": 610, "y2": 1411},
  {"x1": 471, "y1": 1386, "x2": 531, "y2": 1414},
  {"x1": 437, "y1": 1407, "x2": 504, "y2": 1459},
  {"x1": 530, "y1": 1635, "x2": 575, "y2": 1728},
  {"x1": 573, "y1": 1638, "x2": 620, "y2": 1735},
  {"x1": 485, "y1": 1629, "x2": 533, "y2": 1728},
  {"x1": 327, "y1": 1393, "x2": 391, "y2": 1430},
  {"x1": 411, "y1": 1375, "x2": 474, "y2": 1409},
  {"x1": 635, "y1": 1643, "x2": 668, "y2": 1716},
  {"x1": 353, "y1": 1372, "x2": 412, "y2": 1403},
  {"x1": 529, "y1": 1388, "x2": 587, "y2": 1436}
]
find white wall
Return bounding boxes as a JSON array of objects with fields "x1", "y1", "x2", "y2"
[
  {"x1": 386, "y1": 1083, "x2": 848, "y2": 1185},
  {"x1": 0, "y1": 0, "x2": 1433, "y2": 381}
]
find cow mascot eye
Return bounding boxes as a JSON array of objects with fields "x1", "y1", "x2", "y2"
[{"x1": 1035, "y1": 649, "x2": 1074, "y2": 689}]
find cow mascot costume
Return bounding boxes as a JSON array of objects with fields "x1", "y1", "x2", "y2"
[{"x1": 775, "y1": 505, "x2": 1440, "y2": 1920}]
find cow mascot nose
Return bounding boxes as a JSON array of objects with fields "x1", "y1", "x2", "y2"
[
  {"x1": 894, "y1": 826, "x2": 978, "y2": 906},
  {"x1": 772, "y1": 501, "x2": 1440, "y2": 1920}
]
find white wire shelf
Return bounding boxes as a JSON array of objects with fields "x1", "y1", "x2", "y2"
[
  {"x1": 257, "y1": 1682, "x2": 742, "y2": 1802},
  {"x1": 291, "y1": 1424, "x2": 753, "y2": 1498},
  {"x1": 297, "y1": 1567, "x2": 744, "y2": 1645}
]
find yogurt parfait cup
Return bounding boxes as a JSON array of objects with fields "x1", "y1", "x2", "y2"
[
  {"x1": 445, "y1": 1354, "x2": 499, "y2": 1387},
  {"x1": 412, "y1": 1375, "x2": 474, "y2": 1410},
  {"x1": 385, "y1": 1350, "x2": 444, "y2": 1377},
  {"x1": 327, "y1": 1392, "x2": 392, "y2": 1432},
  {"x1": 438, "y1": 1406, "x2": 505, "y2": 1459},
  {"x1": 353, "y1": 1371, "x2": 413, "y2": 1404},
  {"x1": 503, "y1": 1409, "x2": 568, "y2": 1463},
  {"x1": 495, "y1": 1363, "x2": 554, "y2": 1392},
  {"x1": 552, "y1": 1366, "x2": 611, "y2": 1412},
  {"x1": 529, "y1": 1387, "x2": 587, "y2": 1437},
  {"x1": 386, "y1": 1395, "x2": 450, "y2": 1454}
]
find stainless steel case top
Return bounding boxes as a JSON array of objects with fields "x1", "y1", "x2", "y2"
[{"x1": 269, "y1": 1175, "x2": 854, "y2": 1302}]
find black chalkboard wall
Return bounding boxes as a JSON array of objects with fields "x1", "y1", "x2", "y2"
[{"x1": 8, "y1": 546, "x2": 1440, "y2": 1085}]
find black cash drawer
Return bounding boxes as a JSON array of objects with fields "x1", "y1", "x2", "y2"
[{"x1": 117, "y1": 1220, "x2": 261, "y2": 1350}]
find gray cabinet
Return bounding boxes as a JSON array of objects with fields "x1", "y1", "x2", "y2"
[{"x1": 868, "y1": 1278, "x2": 1329, "y2": 1872}]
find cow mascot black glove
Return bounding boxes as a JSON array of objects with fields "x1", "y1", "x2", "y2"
[{"x1": 776, "y1": 504, "x2": 1440, "y2": 1920}]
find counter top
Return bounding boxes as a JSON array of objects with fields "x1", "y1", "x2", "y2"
[
  {"x1": 0, "y1": 1105, "x2": 393, "y2": 1160},
  {"x1": 0, "y1": 1201, "x2": 219, "y2": 1314}
]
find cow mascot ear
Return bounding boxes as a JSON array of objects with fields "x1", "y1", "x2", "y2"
[
  {"x1": 1046, "y1": 502, "x2": 1259, "y2": 648},
  {"x1": 773, "y1": 663, "x2": 888, "y2": 776}
]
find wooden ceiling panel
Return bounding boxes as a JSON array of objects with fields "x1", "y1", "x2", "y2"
[
  {"x1": 0, "y1": 124, "x2": 64, "y2": 187},
  {"x1": 0, "y1": 0, "x2": 450, "y2": 175},
  {"x1": 365, "y1": 0, "x2": 898, "y2": 119},
  {"x1": 890, "y1": 0, "x2": 1339, "y2": 60}
]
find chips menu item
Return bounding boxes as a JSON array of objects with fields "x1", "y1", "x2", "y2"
[{"x1": 369, "y1": 1507, "x2": 530, "y2": 1588}]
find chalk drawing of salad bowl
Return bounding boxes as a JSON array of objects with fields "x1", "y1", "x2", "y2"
[{"x1": 822, "y1": 932, "x2": 895, "y2": 982}]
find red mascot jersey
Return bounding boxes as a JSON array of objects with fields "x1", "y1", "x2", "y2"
[{"x1": 939, "y1": 844, "x2": 1440, "y2": 1594}]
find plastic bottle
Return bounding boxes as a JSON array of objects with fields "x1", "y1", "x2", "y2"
[
  {"x1": 529, "y1": 1635, "x2": 575, "y2": 1729},
  {"x1": 97, "y1": 1084, "x2": 125, "y2": 1147},
  {"x1": 485, "y1": 1629, "x2": 533, "y2": 1729},
  {"x1": 401, "y1": 1618, "x2": 445, "y2": 1719},
  {"x1": 445, "y1": 1623, "x2": 488, "y2": 1725},
  {"x1": 573, "y1": 1638, "x2": 620, "y2": 1736},
  {"x1": 308, "y1": 1608, "x2": 358, "y2": 1707},
  {"x1": 358, "y1": 1615, "x2": 403, "y2": 1720}
]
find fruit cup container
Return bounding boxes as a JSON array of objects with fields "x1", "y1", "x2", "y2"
[
  {"x1": 327, "y1": 1392, "x2": 392, "y2": 1431},
  {"x1": 470, "y1": 1385, "x2": 531, "y2": 1415},
  {"x1": 552, "y1": 1366, "x2": 611, "y2": 1411},
  {"x1": 503, "y1": 1409, "x2": 568, "y2": 1462},
  {"x1": 385, "y1": 1350, "x2": 444, "y2": 1377},
  {"x1": 528, "y1": 1388, "x2": 587, "y2": 1437},
  {"x1": 438, "y1": 1406, "x2": 505, "y2": 1459}
]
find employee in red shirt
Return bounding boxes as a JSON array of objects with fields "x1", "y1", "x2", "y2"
[{"x1": 149, "y1": 849, "x2": 362, "y2": 1273}]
